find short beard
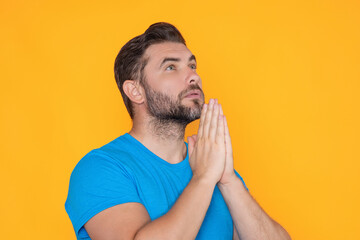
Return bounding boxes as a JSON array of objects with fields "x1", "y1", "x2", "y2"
[{"x1": 140, "y1": 78, "x2": 204, "y2": 140}]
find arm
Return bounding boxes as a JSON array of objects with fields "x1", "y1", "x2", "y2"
[
  {"x1": 85, "y1": 99, "x2": 226, "y2": 240},
  {"x1": 218, "y1": 176, "x2": 291, "y2": 240},
  {"x1": 217, "y1": 108, "x2": 291, "y2": 240},
  {"x1": 134, "y1": 176, "x2": 216, "y2": 240},
  {"x1": 233, "y1": 223, "x2": 241, "y2": 240},
  {"x1": 85, "y1": 177, "x2": 216, "y2": 240}
]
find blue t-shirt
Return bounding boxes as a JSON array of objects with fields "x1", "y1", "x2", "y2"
[{"x1": 65, "y1": 133, "x2": 248, "y2": 239}]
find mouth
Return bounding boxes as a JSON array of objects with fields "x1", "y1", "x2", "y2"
[{"x1": 184, "y1": 90, "x2": 202, "y2": 99}]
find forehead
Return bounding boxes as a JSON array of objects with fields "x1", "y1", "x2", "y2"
[{"x1": 144, "y1": 42, "x2": 193, "y2": 64}]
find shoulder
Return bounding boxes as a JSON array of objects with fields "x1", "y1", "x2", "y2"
[
  {"x1": 70, "y1": 148, "x2": 134, "y2": 182},
  {"x1": 72, "y1": 134, "x2": 136, "y2": 174}
]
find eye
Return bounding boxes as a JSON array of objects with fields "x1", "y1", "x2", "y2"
[
  {"x1": 190, "y1": 64, "x2": 197, "y2": 70},
  {"x1": 165, "y1": 65, "x2": 175, "y2": 71}
]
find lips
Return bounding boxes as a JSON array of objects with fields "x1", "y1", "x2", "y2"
[{"x1": 184, "y1": 90, "x2": 202, "y2": 98}]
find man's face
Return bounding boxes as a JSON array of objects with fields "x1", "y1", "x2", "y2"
[{"x1": 140, "y1": 42, "x2": 205, "y2": 124}]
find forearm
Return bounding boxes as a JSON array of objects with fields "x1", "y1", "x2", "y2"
[
  {"x1": 218, "y1": 177, "x2": 291, "y2": 240},
  {"x1": 134, "y1": 176, "x2": 216, "y2": 240}
]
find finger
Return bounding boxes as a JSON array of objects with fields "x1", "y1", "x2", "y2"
[
  {"x1": 190, "y1": 134, "x2": 198, "y2": 144},
  {"x1": 216, "y1": 113, "x2": 225, "y2": 146},
  {"x1": 197, "y1": 103, "x2": 208, "y2": 138},
  {"x1": 224, "y1": 115, "x2": 233, "y2": 156},
  {"x1": 209, "y1": 100, "x2": 220, "y2": 140},
  {"x1": 187, "y1": 136, "x2": 195, "y2": 157},
  {"x1": 219, "y1": 103, "x2": 224, "y2": 115},
  {"x1": 202, "y1": 98, "x2": 215, "y2": 138}
]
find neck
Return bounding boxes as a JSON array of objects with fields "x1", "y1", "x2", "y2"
[
  {"x1": 129, "y1": 116, "x2": 188, "y2": 164},
  {"x1": 148, "y1": 117, "x2": 187, "y2": 141}
]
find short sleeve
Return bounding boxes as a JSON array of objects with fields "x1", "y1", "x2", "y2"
[
  {"x1": 65, "y1": 150, "x2": 142, "y2": 239},
  {"x1": 234, "y1": 169, "x2": 249, "y2": 192}
]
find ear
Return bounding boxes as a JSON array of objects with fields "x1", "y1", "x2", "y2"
[{"x1": 123, "y1": 80, "x2": 145, "y2": 104}]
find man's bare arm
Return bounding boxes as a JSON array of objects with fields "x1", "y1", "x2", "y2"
[
  {"x1": 218, "y1": 177, "x2": 291, "y2": 240},
  {"x1": 85, "y1": 177, "x2": 216, "y2": 240},
  {"x1": 233, "y1": 223, "x2": 241, "y2": 240},
  {"x1": 217, "y1": 109, "x2": 291, "y2": 240}
]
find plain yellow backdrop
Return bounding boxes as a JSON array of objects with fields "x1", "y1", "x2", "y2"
[{"x1": 1, "y1": 0, "x2": 359, "y2": 239}]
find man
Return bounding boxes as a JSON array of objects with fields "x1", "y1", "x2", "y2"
[{"x1": 65, "y1": 22, "x2": 291, "y2": 240}]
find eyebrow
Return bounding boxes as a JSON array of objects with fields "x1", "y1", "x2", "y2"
[{"x1": 159, "y1": 55, "x2": 197, "y2": 69}]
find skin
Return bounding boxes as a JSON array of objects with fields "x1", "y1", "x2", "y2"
[{"x1": 84, "y1": 42, "x2": 292, "y2": 240}]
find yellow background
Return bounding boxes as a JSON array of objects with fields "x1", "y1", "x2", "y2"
[{"x1": 1, "y1": 0, "x2": 359, "y2": 239}]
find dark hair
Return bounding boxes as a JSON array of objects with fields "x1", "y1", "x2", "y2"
[{"x1": 114, "y1": 22, "x2": 186, "y2": 119}]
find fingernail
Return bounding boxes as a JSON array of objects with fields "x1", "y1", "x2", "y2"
[
  {"x1": 203, "y1": 104, "x2": 207, "y2": 109},
  {"x1": 209, "y1": 99, "x2": 214, "y2": 105}
]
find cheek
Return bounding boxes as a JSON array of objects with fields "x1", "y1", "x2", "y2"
[{"x1": 163, "y1": 81, "x2": 184, "y2": 94}]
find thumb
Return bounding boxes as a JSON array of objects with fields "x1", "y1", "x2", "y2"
[{"x1": 187, "y1": 134, "x2": 197, "y2": 157}]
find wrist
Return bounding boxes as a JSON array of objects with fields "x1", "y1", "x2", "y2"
[
  {"x1": 191, "y1": 174, "x2": 218, "y2": 189},
  {"x1": 217, "y1": 173, "x2": 238, "y2": 189}
]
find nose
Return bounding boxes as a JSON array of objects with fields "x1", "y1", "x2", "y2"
[{"x1": 186, "y1": 67, "x2": 201, "y2": 85}]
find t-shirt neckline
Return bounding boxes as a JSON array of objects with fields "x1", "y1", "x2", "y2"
[{"x1": 123, "y1": 133, "x2": 190, "y2": 169}]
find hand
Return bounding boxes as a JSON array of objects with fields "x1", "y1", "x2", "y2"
[
  {"x1": 187, "y1": 99, "x2": 226, "y2": 185},
  {"x1": 218, "y1": 105, "x2": 237, "y2": 185}
]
